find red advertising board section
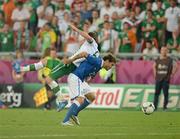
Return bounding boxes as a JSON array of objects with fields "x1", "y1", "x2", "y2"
[{"x1": 0, "y1": 60, "x2": 180, "y2": 84}]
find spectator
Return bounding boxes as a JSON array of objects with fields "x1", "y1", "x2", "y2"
[
  {"x1": 11, "y1": 1, "x2": 30, "y2": 31},
  {"x1": 58, "y1": 12, "x2": 71, "y2": 46},
  {"x1": 71, "y1": 0, "x2": 84, "y2": 14},
  {"x1": 14, "y1": 21, "x2": 32, "y2": 51},
  {"x1": 122, "y1": 10, "x2": 141, "y2": 30},
  {"x1": 142, "y1": 40, "x2": 159, "y2": 60},
  {"x1": 100, "y1": 0, "x2": 116, "y2": 19},
  {"x1": 99, "y1": 21, "x2": 119, "y2": 54},
  {"x1": 25, "y1": 1, "x2": 38, "y2": 35},
  {"x1": 172, "y1": 45, "x2": 180, "y2": 56},
  {"x1": 113, "y1": 0, "x2": 126, "y2": 19},
  {"x1": 73, "y1": 12, "x2": 83, "y2": 28},
  {"x1": 98, "y1": 13, "x2": 110, "y2": 29},
  {"x1": 0, "y1": 24, "x2": 14, "y2": 52},
  {"x1": 37, "y1": 22, "x2": 57, "y2": 52},
  {"x1": 51, "y1": 16, "x2": 61, "y2": 51},
  {"x1": 140, "y1": 1, "x2": 153, "y2": 20},
  {"x1": 80, "y1": 2, "x2": 92, "y2": 21},
  {"x1": 153, "y1": 0, "x2": 166, "y2": 47},
  {"x1": 65, "y1": 0, "x2": 74, "y2": 8},
  {"x1": 0, "y1": 11, "x2": 5, "y2": 32},
  {"x1": 55, "y1": 0, "x2": 70, "y2": 21},
  {"x1": 134, "y1": 5, "x2": 144, "y2": 52},
  {"x1": 2, "y1": 0, "x2": 16, "y2": 27},
  {"x1": 36, "y1": 0, "x2": 54, "y2": 29},
  {"x1": 167, "y1": 31, "x2": 180, "y2": 53},
  {"x1": 111, "y1": 11, "x2": 122, "y2": 32},
  {"x1": 118, "y1": 22, "x2": 133, "y2": 53},
  {"x1": 64, "y1": 21, "x2": 79, "y2": 56},
  {"x1": 125, "y1": 0, "x2": 140, "y2": 10},
  {"x1": 134, "y1": 5, "x2": 144, "y2": 21},
  {"x1": 165, "y1": 0, "x2": 180, "y2": 44},
  {"x1": 141, "y1": 10, "x2": 158, "y2": 51},
  {"x1": 12, "y1": 49, "x2": 25, "y2": 84},
  {"x1": 89, "y1": 9, "x2": 102, "y2": 32},
  {"x1": 121, "y1": 8, "x2": 131, "y2": 27},
  {"x1": 153, "y1": 47, "x2": 177, "y2": 110}
]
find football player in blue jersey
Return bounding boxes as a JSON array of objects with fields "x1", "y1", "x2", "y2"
[{"x1": 61, "y1": 52, "x2": 116, "y2": 126}]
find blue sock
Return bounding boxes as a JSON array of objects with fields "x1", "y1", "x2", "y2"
[
  {"x1": 74, "y1": 98, "x2": 90, "y2": 116},
  {"x1": 63, "y1": 102, "x2": 79, "y2": 123}
]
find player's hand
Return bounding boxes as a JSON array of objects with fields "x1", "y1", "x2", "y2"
[
  {"x1": 63, "y1": 58, "x2": 72, "y2": 64},
  {"x1": 12, "y1": 62, "x2": 21, "y2": 74}
]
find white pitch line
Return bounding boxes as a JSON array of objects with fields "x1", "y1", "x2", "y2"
[{"x1": 0, "y1": 133, "x2": 180, "y2": 139}]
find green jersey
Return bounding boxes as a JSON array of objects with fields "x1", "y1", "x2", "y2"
[
  {"x1": 0, "y1": 31, "x2": 14, "y2": 52},
  {"x1": 153, "y1": 9, "x2": 165, "y2": 30},
  {"x1": 118, "y1": 31, "x2": 132, "y2": 53},
  {"x1": 141, "y1": 19, "x2": 158, "y2": 40},
  {"x1": 41, "y1": 57, "x2": 63, "y2": 77},
  {"x1": 0, "y1": 20, "x2": 4, "y2": 28},
  {"x1": 113, "y1": 20, "x2": 122, "y2": 32},
  {"x1": 50, "y1": 63, "x2": 76, "y2": 80},
  {"x1": 163, "y1": 0, "x2": 170, "y2": 9}
]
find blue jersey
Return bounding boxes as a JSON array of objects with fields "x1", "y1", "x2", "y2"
[{"x1": 73, "y1": 55, "x2": 103, "y2": 81}]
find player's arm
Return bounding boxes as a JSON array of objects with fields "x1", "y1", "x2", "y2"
[
  {"x1": 153, "y1": 62, "x2": 156, "y2": 78},
  {"x1": 64, "y1": 52, "x2": 88, "y2": 64},
  {"x1": 69, "y1": 24, "x2": 93, "y2": 43},
  {"x1": 20, "y1": 58, "x2": 47, "y2": 72}
]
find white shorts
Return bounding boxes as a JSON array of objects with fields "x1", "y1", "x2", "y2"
[{"x1": 67, "y1": 73, "x2": 91, "y2": 100}]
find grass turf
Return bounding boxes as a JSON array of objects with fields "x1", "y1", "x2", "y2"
[{"x1": 0, "y1": 109, "x2": 180, "y2": 139}]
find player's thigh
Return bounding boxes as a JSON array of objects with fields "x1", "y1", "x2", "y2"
[
  {"x1": 67, "y1": 73, "x2": 85, "y2": 100},
  {"x1": 81, "y1": 81, "x2": 95, "y2": 101}
]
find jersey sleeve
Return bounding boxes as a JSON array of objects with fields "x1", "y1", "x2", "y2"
[{"x1": 86, "y1": 54, "x2": 102, "y2": 66}]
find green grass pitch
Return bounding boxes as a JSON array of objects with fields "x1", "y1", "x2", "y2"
[{"x1": 0, "y1": 109, "x2": 180, "y2": 139}]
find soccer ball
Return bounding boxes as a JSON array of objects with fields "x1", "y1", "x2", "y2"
[{"x1": 141, "y1": 102, "x2": 155, "y2": 115}]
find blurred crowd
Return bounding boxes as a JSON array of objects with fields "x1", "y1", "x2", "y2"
[{"x1": 0, "y1": 0, "x2": 180, "y2": 59}]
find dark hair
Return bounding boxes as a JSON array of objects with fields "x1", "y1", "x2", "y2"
[
  {"x1": 16, "y1": 1, "x2": 24, "y2": 6},
  {"x1": 147, "y1": 10, "x2": 153, "y2": 14},
  {"x1": 42, "y1": 48, "x2": 51, "y2": 58},
  {"x1": 88, "y1": 31, "x2": 98, "y2": 42},
  {"x1": 44, "y1": 22, "x2": 51, "y2": 27},
  {"x1": 156, "y1": 0, "x2": 162, "y2": 3},
  {"x1": 103, "y1": 53, "x2": 116, "y2": 63},
  {"x1": 145, "y1": 39, "x2": 152, "y2": 44},
  {"x1": 50, "y1": 47, "x2": 57, "y2": 51}
]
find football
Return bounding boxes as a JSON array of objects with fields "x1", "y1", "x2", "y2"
[{"x1": 142, "y1": 102, "x2": 155, "y2": 115}]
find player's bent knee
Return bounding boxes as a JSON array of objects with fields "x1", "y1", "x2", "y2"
[
  {"x1": 85, "y1": 92, "x2": 95, "y2": 102},
  {"x1": 76, "y1": 97, "x2": 85, "y2": 105}
]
